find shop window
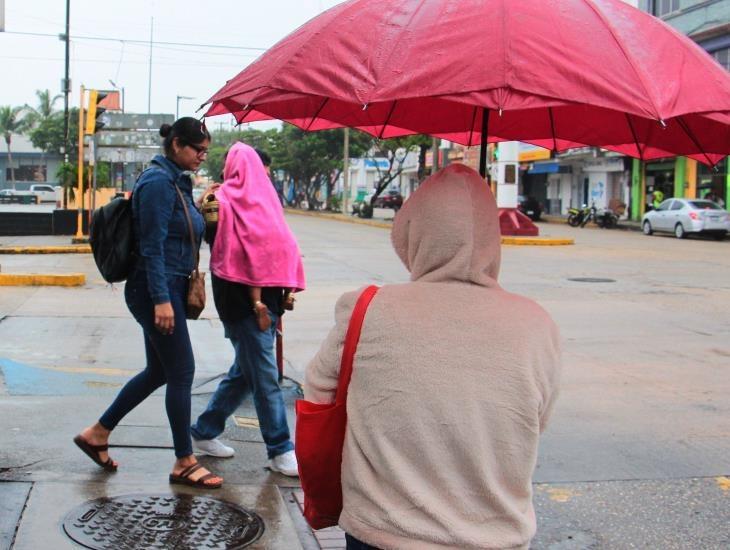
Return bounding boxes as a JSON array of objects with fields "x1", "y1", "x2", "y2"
[
  {"x1": 5, "y1": 165, "x2": 47, "y2": 182},
  {"x1": 654, "y1": 0, "x2": 679, "y2": 16},
  {"x1": 713, "y1": 48, "x2": 729, "y2": 72}
]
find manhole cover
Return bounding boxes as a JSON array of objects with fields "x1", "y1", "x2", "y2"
[
  {"x1": 63, "y1": 493, "x2": 264, "y2": 550},
  {"x1": 567, "y1": 277, "x2": 616, "y2": 283}
]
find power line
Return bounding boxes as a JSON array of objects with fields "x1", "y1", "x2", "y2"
[
  {"x1": 2, "y1": 30, "x2": 268, "y2": 51},
  {"x1": 0, "y1": 54, "x2": 251, "y2": 68}
]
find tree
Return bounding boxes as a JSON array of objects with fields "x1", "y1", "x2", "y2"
[
  {"x1": 202, "y1": 127, "x2": 279, "y2": 181},
  {"x1": 272, "y1": 125, "x2": 371, "y2": 209},
  {"x1": 365, "y1": 135, "x2": 433, "y2": 206},
  {"x1": 0, "y1": 106, "x2": 31, "y2": 189},
  {"x1": 29, "y1": 108, "x2": 80, "y2": 207},
  {"x1": 25, "y1": 89, "x2": 61, "y2": 128}
]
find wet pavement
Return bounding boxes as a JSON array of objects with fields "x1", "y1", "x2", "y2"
[{"x1": 1, "y1": 216, "x2": 729, "y2": 549}]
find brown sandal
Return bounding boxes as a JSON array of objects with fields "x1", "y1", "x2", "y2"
[
  {"x1": 73, "y1": 434, "x2": 117, "y2": 472},
  {"x1": 253, "y1": 301, "x2": 272, "y2": 331},
  {"x1": 169, "y1": 462, "x2": 222, "y2": 489}
]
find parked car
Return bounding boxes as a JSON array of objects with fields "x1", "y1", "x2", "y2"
[
  {"x1": 372, "y1": 189, "x2": 404, "y2": 211},
  {"x1": 642, "y1": 198, "x2": 729, "y2": 240},
  {"x1": 517, "y1": 195, "x2": 543, "y2": 221},
  {"x1": 29, "y1": 184, "x2": 59, "y2": 203}
]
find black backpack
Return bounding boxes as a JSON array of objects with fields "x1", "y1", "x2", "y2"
[{"x1": 89, "y1": 195, "x2": 135, "y2": 283}]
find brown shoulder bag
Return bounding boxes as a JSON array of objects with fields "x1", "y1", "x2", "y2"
[{"x1": 174, "y1": 184, "x2": 206, "y2": 320}]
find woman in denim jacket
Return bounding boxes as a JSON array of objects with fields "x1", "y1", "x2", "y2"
[{"x1": 74, "y1": 118, "x2": 223, "y2": 488}]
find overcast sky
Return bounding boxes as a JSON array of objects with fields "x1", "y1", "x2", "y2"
[{"x1": 0, "y1": 0, "x2": 343, "y2": 126}]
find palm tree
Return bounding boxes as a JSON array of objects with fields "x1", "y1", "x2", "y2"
[
  {"x1": 0, "y1": 106, "x2": 31, "y2": 189},
  {"x1": 25, "y1": 89, "x2": 61, "y2": 127}
]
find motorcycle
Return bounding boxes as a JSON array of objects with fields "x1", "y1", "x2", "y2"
[
  {"x1": 567, "y1": 204, "x2": 590, "y2": 227},
  {"x1": 568, "y1": 203, "x2": 619, "y2": 229}
]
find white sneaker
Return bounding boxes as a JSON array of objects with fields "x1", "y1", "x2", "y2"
[
  {"x1": 269, "y1": 450, "x2": 299, "y2": 477},
  {"x1": 192, "y1": 437, "x2": 235, "y2": 458}
]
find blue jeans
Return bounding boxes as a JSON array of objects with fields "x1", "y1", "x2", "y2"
[
  {"x1": 99, "y1": 269, "x2": 195, "y2": 458},
  {"x1": 191, "y1": 313, "x2": 293, "y2": 459}
]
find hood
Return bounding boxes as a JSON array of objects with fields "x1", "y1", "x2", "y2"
[
  {"x1": 391, "y1": 164, "x2": 500, "y2": 286},
  {"x1": 222, "y1": 142, "x2": 266, "y2": 185}
]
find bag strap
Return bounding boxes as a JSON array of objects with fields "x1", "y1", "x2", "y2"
[
  {"x1": 335, "y1": 285, "x2": 379, "y2": 405},
  {"x1": 173, "y1": 184, "x2": 200, "y2": 273}
]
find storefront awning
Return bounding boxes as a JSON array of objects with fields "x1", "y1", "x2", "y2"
[{"x1": 527, "y1": 162, "x2": 559, "y2": 174}]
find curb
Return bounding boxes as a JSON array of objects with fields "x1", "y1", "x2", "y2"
[
  {"x1": 541, "y1": 215, "x2": 641, "y2": 232},
  {"x1": 0, "y1": 245, "x2": 92, "y2": 255},
  {"x1": 285, "y1": 208, "x2": 573, "y2": 245},
  {"x1": 0, "y1": 273, "x2": 86, "y2": 286},
  {"x1": 285, "y1": 208, "x2": 393, "y2": 229},
  {"x1": 501, "y1": 237, "x2": 574, "y2": 246}
]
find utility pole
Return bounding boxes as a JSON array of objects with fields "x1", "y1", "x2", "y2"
[
  {"x1": 75, "y1": 85, "x2": 85, "y2": 241},
  {"x1": 343, "y1": 128, "x2": 350, "y2": 214},
  {"x1": 432, "y1": 137, "x2": 440, "y2": 172},
  {"x1": 176, "y1": 95, "x2": 194, "y2": 119},
  {"x1": 147, "y1": 17, "x2": 153, "y2": 115},
  {"x1": 63, "y1": 0, "x2": 71, "y2": 191}
]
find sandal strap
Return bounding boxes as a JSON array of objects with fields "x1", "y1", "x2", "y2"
[
  {"x1": 178, "y1": 462, "x2": 203, "y2": 479},
  {"x1": 197, "y1": 473, "x2": 219, "y2": 483},
  {"x1": 90, "y1": 443, "x2": 109, "y2": 452}
]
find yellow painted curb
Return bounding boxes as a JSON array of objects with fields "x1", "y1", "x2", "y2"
[
  {"x1": 501, "y1": 237, "x2": 574, "y2": 246},
  {"x1": 0, "y1": 273, "x2": 86, "y2": 286},
  {"x1": 285, "y1": 208, "x2": 393, "y2": 229},
  {"x1": 0, "y1": 245, "x2": 92, "y2": 254}
]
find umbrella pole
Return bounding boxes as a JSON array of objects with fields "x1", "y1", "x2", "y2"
[{"x1": 479, "y1": 108, "x2": 490, "y2": 180}]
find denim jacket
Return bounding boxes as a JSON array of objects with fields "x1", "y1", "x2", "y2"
[{"x1": 132, "y1": 155, "x2": 204, "y2": 304}]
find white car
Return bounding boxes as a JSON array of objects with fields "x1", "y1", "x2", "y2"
[
  {"x1": 642, "y1": 199, "x2": 729, "y2": 240},
  {"x1": 29, "y1": 184, "x2": 59, "y2": 203}
]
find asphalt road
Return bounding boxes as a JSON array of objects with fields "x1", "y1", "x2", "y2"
[{"x1": 0, "y1": 215, "x2": 728, "y2": 549}]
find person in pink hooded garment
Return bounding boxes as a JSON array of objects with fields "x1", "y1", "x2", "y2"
[
  {"x1": 210, "y1": 142, "x2": 306, "y2": 330},
  {"x1": 190, "y1": 142, "x2": 305, "y2": 476}
]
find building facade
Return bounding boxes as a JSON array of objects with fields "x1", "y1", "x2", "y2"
[{"x1": 0, "y1": 133, "x2": 63, "y2": 191}]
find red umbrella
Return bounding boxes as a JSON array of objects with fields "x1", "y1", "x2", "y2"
[{"x1": 204, "y1": 0, "x2": 730, "y2": 167}]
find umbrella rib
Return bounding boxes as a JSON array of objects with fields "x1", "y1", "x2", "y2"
[
  {"x1": 624, "y1": 113, "x2": 643, "y2": 161},
  {"x1": 305, "y1": 98, "x2": 330, "y2": 131},
  {"x1": 237, "y1": 106, "x2": 254, "y2": 125},
  {"x1": 378, "y1": 100, "x2": 398, "y2": 140},
  {"x1": 467, "y1": 106, "x2": 478, "y2": 147},
  {"x1": 676, "y1": 116, "x2": 716, "y2": 167},
  {"x1": 548, "y1": 108, "x2": 558, "y2": 152}
]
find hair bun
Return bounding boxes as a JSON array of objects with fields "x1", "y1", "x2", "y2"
[{"x1": 159, "y1": 123, "x2": 172, "y2": 138}]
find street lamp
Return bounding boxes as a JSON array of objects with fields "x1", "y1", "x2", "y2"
[
  {"x1": 109, "y1": 80, "x2": 125, "y2": 113},
  {"x1": 176, "y1": 95, "x2": 195, "y2": 119}
]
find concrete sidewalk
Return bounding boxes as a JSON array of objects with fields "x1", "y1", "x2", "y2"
[{"x1": 2, "y1": 217, "x2": 729, "y2": 549}]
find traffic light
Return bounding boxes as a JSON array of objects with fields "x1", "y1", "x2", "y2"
[{"x1": 85, "y1": 89, "x2": 108, "y2": 135}]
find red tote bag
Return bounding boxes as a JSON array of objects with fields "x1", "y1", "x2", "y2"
[{"x1": 295, "y1": 285, "x2": 379, "y2": 530}]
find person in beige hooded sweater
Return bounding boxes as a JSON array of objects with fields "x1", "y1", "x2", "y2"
[{"x1": 304, "y1": 164, "x2": 562, "y2": 550}]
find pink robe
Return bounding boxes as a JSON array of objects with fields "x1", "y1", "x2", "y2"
[{"x1": 210, "y1": 142, "x2": 305, "y2": 291}]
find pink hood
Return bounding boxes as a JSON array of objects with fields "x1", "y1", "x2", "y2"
[{"x1": 210, "y1": 142, "x2": 305, "y2": 291}]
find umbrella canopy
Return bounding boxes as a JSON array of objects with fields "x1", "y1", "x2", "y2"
[{"x1": 204, "y1": 0, "x2": 730, "y2": 165}]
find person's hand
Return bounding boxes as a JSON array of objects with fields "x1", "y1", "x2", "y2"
[
  {"x1": 154, "y1": 302, "x2": 175, "y2": 335},
  {"x1": 196, "y1": 183, "x2": 221, "y2": 208}
]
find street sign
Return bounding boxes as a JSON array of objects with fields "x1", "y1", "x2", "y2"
[
  {"x1": 103, "y1": 113, "x2": 174, "y2": 131},
  {"x1": 97, "y1": 131, "x2": 163, "y2": 148},
  {"x1": 95, "y1": 147, "x2": 160, "y2": 163}
]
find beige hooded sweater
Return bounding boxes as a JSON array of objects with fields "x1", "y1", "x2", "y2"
[{"x1": 304, "y1": 164, "x2": 561, "y2": 550}]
